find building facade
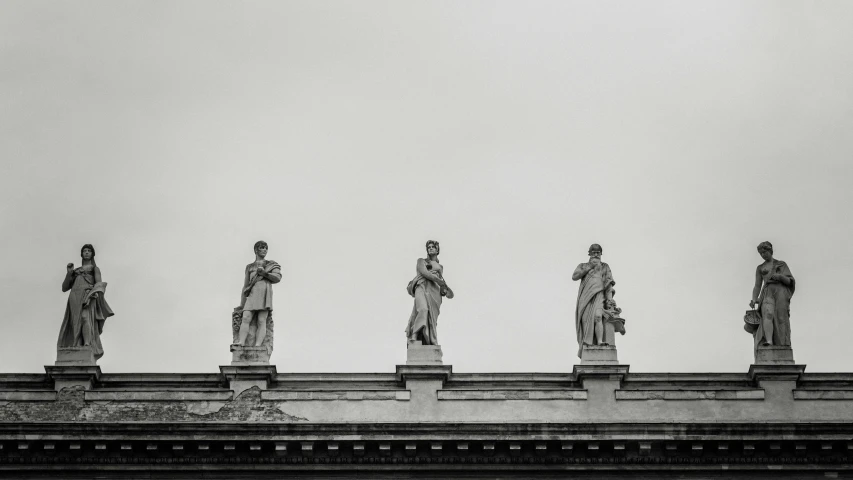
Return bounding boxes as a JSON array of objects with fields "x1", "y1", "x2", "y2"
[{"x1": 1, "y1": 355, "x2": 852, "y2": 479}]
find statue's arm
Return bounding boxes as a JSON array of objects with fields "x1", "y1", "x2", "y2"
[
  {"x1": 604, "y1": 266, "x2": 615, "y2": 301},
  {"x1": 444, "y1": 286, "x2": 455, "y2": 299},
  {"x1": 440, "y1": 266, "x2": 452, "y2": 297},
  {"x1": 94, "y1": 267, "x2": 102, "y2": 284},
  {"x1": 240, "y1": 266, "x2": 250, "y2": 306},
  {"x1": 571, "y1": 263, "x2": 588, "y2": 281},
  {"x1": 416, "y1": 259, "x2": 446, "y2": 287},
  {"x1": 751, "y1": 266, "x2": 763, "y2": 303},
  {"x1": 773, "y1": 262, "x2": 794, "y2": 287},
  {"x1": 265, "y1": 267, "x2": 282, "y2": 284},
  {"x1": 416, "y1": 258, "x2": 431, "y2": 276},
  {"x1": 61, "y1": 268, "x2": 74, "y2": 292}
]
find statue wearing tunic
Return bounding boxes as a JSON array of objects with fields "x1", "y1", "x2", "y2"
[{"x1": 234, "y1": 241, "x2": 281, "y2": 349}]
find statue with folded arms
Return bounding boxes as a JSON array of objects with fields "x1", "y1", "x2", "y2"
[
  {"x1": 233, "y1": 240, "x2": 281, "y2": 349},
  {"x1": 405, "y1": 240, "x2": 454, "y2": 346},
  {"x1": 58, "y1": 244, "x2": 115, "y2": 360}
]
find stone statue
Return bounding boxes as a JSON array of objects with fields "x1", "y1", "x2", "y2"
[
  {"x1": 572, "y1": 244, "x2": 625, "y2": 358},
  {"x1": 57, "y1": 244, "x2": 115, "y2": 364},
  {"x1": 405, "y1": 240, "x2": 454, "y2": 346},
  {"x1": 232, "y1": 241, "x2": 281, "y2": 358},
  {"x1": 746, "y1": 241, "x2": 795, "y2": 350}
]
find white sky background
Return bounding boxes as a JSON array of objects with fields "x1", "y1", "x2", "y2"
[{"x1": 1, "y1": 1, "x2": 852, "y2": 374}]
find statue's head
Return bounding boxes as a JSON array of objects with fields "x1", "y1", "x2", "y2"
[
  {"x1": 80, "y1": 244, "x2": 96, "y2": 266},
  {"x1": 757, "y1": 241, "x2": 773, "y2": 260},
  {"x1": 588, "y1": 243, "x2": 602, "y2": 258},
  {"x1": 80, "y1": 244, "x2": 95, "y2": 260},
  {"x1": 253, "y1": 240, "x2": 268, "y2": 257},
  {"x1": 425, "y1": 240, "x2": 440, "y2": 256}
]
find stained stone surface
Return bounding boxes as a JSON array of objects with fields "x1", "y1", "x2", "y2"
[
  {"x1": 55, "y1": 346, "x2": 95, "y2": 366},
  {"x1": 230, "y1": 344, "x2": 271, "y2": 365},
  {"x1": 0, "y1": 385, "x2": 308, "y2": 423}
]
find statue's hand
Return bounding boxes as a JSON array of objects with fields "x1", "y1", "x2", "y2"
[
  {"x1": 749, "y1": 299, "x2": 757, "y2": 309},
  {"x1": 67, "y1": 263, "x2": 74, "y2": 272}
]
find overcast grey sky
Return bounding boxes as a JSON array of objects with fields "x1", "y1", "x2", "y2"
[{"x1": 2, "y1": 1, "x2": 852, "y2": 374}]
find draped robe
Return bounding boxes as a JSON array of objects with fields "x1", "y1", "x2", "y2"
[
  {"x1": 405, "y1": 259, "x2": 445, "y2": 346},
  {"x1": 57, "y1": 266, "x2": 114, "y2": 360},
  {"x1": 574, "y1": 262, "x2": 615, "y2": 357},
  {"x1": 754, "y1": 260, "x2": 795, "y2": 349}
]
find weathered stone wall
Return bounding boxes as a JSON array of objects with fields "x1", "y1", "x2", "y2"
[{"x1": 1, "y1": 363, "x2": 852, "y2": 478}]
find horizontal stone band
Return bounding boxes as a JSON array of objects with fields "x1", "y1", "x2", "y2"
[
  {"x1": 262, "y1": 391, "x2": 410, "y2": 401},
  {"x1": 615, "y1": 390, "x2": 765, "y2": 400},
  {"x1": 84, "y1": 391, "x2": 234, "y2": 402},
  {"x1": 793, "y1": 390, "x2": 853, "y2": 400},
  {"x1": 437, "y1": 390, "x2": 587, "y2": 400}
]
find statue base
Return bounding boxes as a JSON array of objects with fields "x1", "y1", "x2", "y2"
[
  {"x1": 45, "y1": 365, "x2": 101, "y2": 391},
  {"x1": 220, "y1": 365, "x2": 277, "y2": 396},
  {"x1": 754, "y1": 345, "x2": 795, "y2": 365},
  {"x1": 580, "y1": 344, "x2": 619, "y2": 365},
  {"x1": 406, "y1": 341, "x2": 443, "y2": 365},
  {"x1": 55, "y1": 347, "x2": 96, "y2": 366},
  {"x1": 230, "y1": 344, "x2": 271, "y2": 366}
]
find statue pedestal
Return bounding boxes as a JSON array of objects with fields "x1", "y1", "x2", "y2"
[
  {"x1": 754, "y1": 346, "x2": 795, "y2": 365},
  {"x1": 55, "y1": 347, "x2": 96, "y2": 366},
  {"x1": 230, "y1": 344, "x2": 271, "y2": 366},
  {"x1": 45, "y1": 365, "x2": 101, "y2": 391},
  {"x1": 406, "y1": 341, "x2": 443, "y2": 365},
  {"x1": 220, "y1": 365, "x2": 277, "y2": 396},
  {"x1": 580, "y1": 345, "x2": 619, "y2": 365}
]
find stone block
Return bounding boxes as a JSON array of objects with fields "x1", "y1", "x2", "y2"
[
  {"x1": 754, "y1": 345, "x2": 794, "y2": 364},
  {"x1": 406, "y1": 341, "x2": 443, "y2": 365},
  {"x1": 509, "y1": 442, "x2": 521, "y2": 456},
  {"x1": 45, "y1": 365, "x2": 101, "y2": 391},
  {"x1": 274, "y1": 443, "x2": 287, "y2": 456},
  {"x1": 327, "y1": 442, "x2": 340, "y2": 456},
  {"x1": 580, "y1": 345, "x2": 618, "y2": 365},
  {"x1": 230, "y1": 345, "x2": 271, "y2": 365},
  {"x1": 55, "y1": 347, "x2": 95, "y2": 366},
  {"x1": 405, "y1": 443, "x2": 417, "y2": 456},
  {"x1": 483, "y1": 442, "x2": 495, "y2": 456},
  {"x1": 220, "y1": 364, "x2": 277, "y2": 395},
  {"x1": 353, "y1": 442, "x2": 365, "y2": 456}
]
